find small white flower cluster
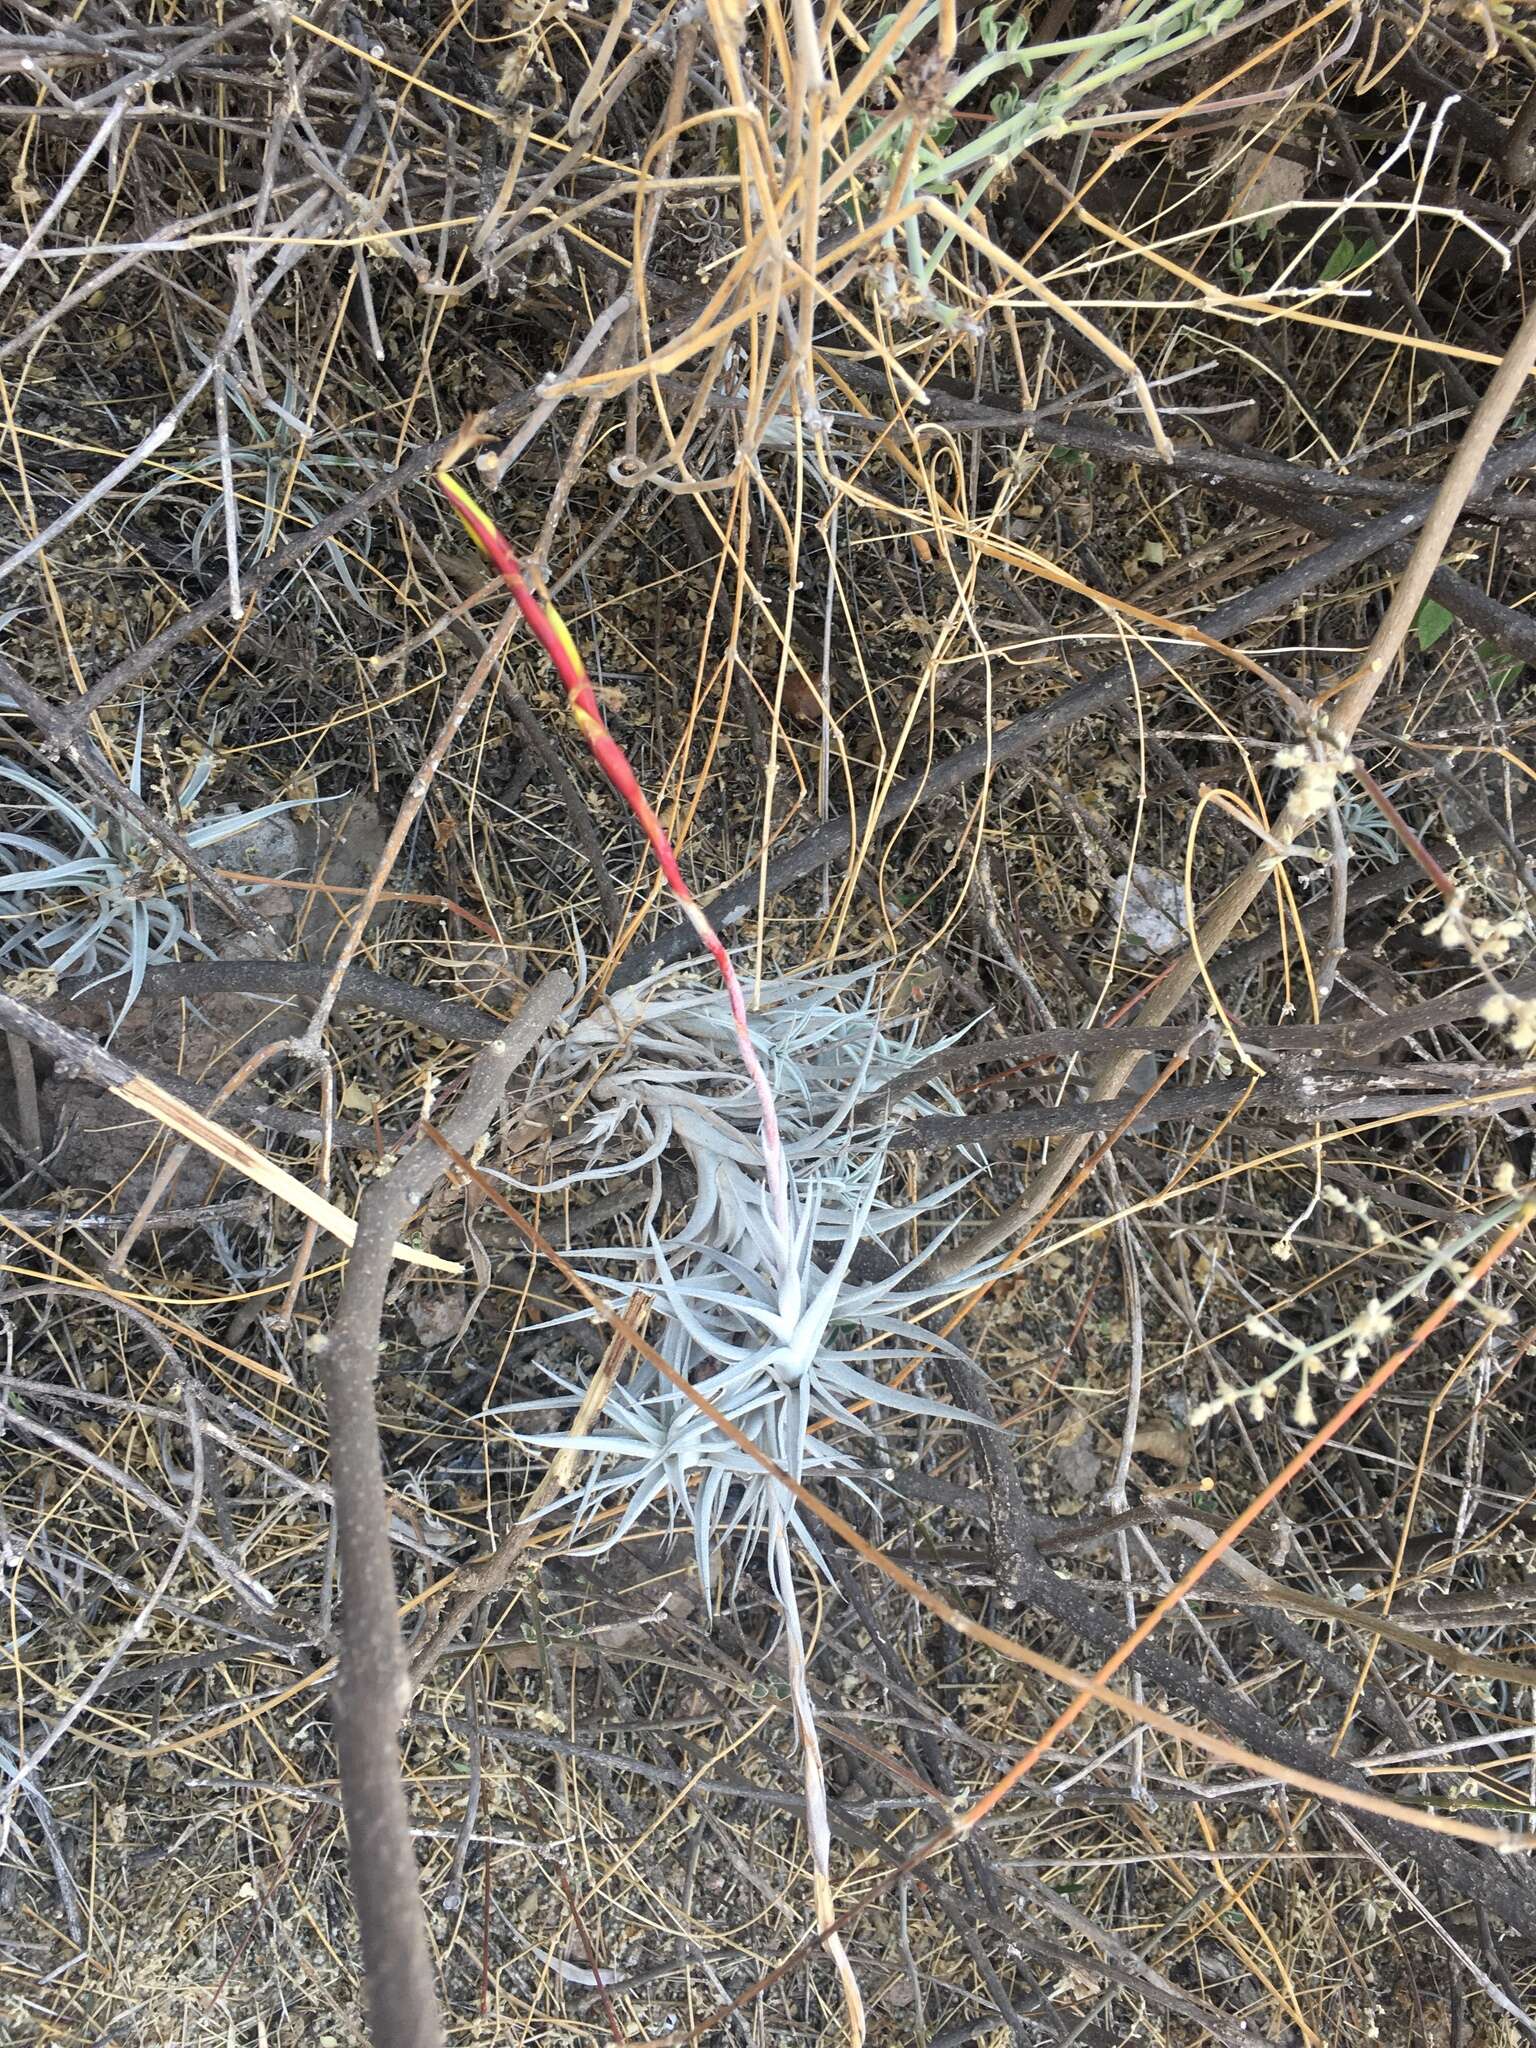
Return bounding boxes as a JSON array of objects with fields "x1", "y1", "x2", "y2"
[
  {"x1": 1423, "y1": 888, "x2": 1529, "y2": 966},
  {"x1": 1192, "y1": 1178, "x2": 1527, "y2": 1433},
  {"x1": 1483, "y1": 991, "x2": 1536, "y2": 1054},
  {"x1": 1403, "y1": 1227, "x2": 1519, "y2": 1327},
  {"x1": 1273, "y1": 735, "x2": 1356, "y2": 829},
  {"x1": 1190, "y1": 1335, "x2": 1302, "y2": 1428},
  {"x1": 1192, "y1": 1287, "x2": 1396, "y2": 1432},
  {"x1": 1320, "y1": 1179, "x2": 1387, "y2": 1246}
]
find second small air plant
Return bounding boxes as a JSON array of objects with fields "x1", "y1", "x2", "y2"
[
  {"x1": 0, "y1": 711, "x2": 315, "y2": 1034},
  {"x1": 439, "y1": 456, "x2": 998, "y2": 2045}
]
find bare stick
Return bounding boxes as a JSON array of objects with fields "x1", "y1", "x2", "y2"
[
  {"x1": 147, "y1": 959, "x2": 510, "y2": 1043},
  {"x1": 212, "y1": 364, "x2": 243, "y2": 621},
  {"x1": 0, "y1": 984, "x2": 456, "y2": 1272},
  {"x1": 311, "y1": 969, "x2": 568, "y2": 2048}
]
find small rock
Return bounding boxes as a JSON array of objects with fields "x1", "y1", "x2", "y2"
[
  {"x1": 407, "y1": 1285, "x2": 468, "y2": 1349},
  {"x1": 1049, "y1": 1414, "x2": 1103, "y2": 1501},
  {"x1": 1107, "y1": 864, "x2": 1188, "y2": 958}
]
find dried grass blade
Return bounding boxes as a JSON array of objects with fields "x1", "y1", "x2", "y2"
[{"x1": 110, "y1": 1073, "x2": 461, "y2": 1275}]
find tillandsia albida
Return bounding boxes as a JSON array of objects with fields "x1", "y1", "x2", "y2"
[{"x1": 437, "y1": 449, "x2": 866, "y2": 2040}]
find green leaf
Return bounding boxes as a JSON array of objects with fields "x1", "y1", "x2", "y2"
[
  {"x1": 1476, "y1": 638, "x2": 1524, "y2": 696},
  {"x1": 978, "y1": 3, "x2": 1001, "y2": 53},
  {"x1": 1415, "y1": 599, "x2": 1455, "y2": 653},
  {"x1": 1318, "y1": 233, "x2": 1378, "y2": 284},
  {"x1": 1317, "y1": 236, "x2": 1357, "y2": 284}
]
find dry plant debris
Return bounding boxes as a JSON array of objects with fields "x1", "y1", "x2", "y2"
[{"x1": 2, "y1": 2, "x2": 1536, "y2": 2045}]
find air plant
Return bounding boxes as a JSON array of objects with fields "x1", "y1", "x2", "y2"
[
  {"x1": 121, "y1": 366, "x2": 379, "y2": 629},
  {"x1": 439, "y1": 457, "x2": 1002, "y2": 2047},
  {"x1": 518, "y1": 960, "x2": 976, "y2": 1238},
  {"x1": 0, "y1": 715, "x2": 314, "y2": 1034},
  {"x1": 508, "y1": 964, "x2": 989, "y2": 1595}
]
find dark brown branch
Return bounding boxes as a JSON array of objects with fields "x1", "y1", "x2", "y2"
[
  {"x1": 1376, "y1": 27, "x2": 1533, "y2": 179},
  {"x1": 831, "y1": 359, "x2": 1536, "y2": 521},
  {"x1": 1209, "y1": 804, "x2": 1535, "y2": 987},
  {"x1": 1237, "y1": 483, "x2": 1536, "y2": 665},
  {"x1": 905, "y1": 1067, "x2": 1535, "y2": 1149},
  {"x1": 0, "y1": 986, "x2": 141, "y2": 1094},
  {"x1": 0, "y1": 977, "x2": 376, "y2": 1152},
  {"x1": 0, "y1": 1195, "x2": 265, "y2": 1234},
  {"x1": 147, "y1": 959, "x2": 509, "y2": 1043},
  {"x1": 871, "y1": 970, "x2": 1536, "y2": 1108}
]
